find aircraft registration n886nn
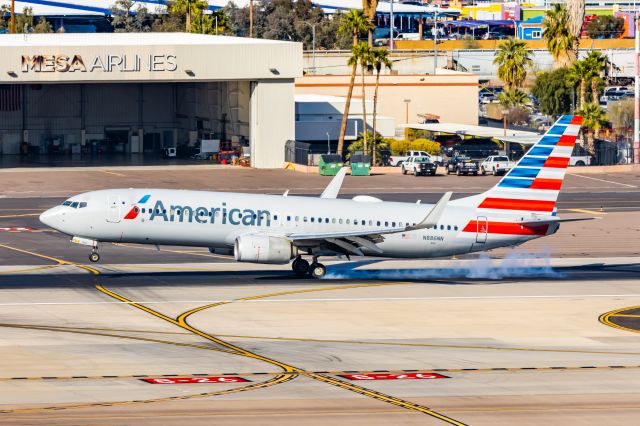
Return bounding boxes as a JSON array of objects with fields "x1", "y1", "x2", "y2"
[{"x1": 40, "y1": 115, "x2": 591, "y2": 278}]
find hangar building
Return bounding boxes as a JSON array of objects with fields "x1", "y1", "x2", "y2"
[{"x1": 0, "y1": 33, "x2": 302, "y2": 168}]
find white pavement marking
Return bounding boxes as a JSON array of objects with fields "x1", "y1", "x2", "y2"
[
  {"x1": 571, "y1": 174, "x2": 638, "y2": 188},
  {"x1": 1, "y1": 294, "x2": 640, "y2": 307}
]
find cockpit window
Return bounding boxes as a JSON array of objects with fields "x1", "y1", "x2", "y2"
[
  {"x1": 79, "y1": 202, "x2": 87, "y2": 208},
  {"x1": 62, "y1": 201, "x2": 72, "y2": 206},
  {"x1": 70, "y1": 202, "x2": 79, "y2": 208}
]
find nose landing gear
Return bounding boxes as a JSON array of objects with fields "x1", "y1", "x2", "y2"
[{"x1": 89, "y1": 244, "x2": 100, "y2": 263}]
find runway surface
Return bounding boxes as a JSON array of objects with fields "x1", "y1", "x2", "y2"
[{"x1": 1, "y1": 172, "x2": 639, "y2": 425}]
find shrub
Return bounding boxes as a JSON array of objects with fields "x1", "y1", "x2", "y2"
[{"x1": 388, "y1": 138, "x2": 441, "y2": 155}]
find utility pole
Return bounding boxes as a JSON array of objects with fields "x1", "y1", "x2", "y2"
[
  {"x1": 635, "y1": 13, "x2": 640, "y2": 163},
  {"x1": 389, "y1": 0, "x2": 394, "y2": 52},
  {"x1": 249, "y1": 0, "x2": 253, "y2": 38},
  {"x1": 10, "y1": 0, "x2": 15, "y2": 34},
  {"x1": 433, "y1": 9, "x2": 438, "y2": 75}
]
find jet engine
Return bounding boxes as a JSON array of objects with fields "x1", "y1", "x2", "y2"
[{"x1": 234, "y1": 234, "x2": 294, "y2": 264}]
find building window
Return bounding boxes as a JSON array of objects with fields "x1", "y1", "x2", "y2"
[{"x1": 532, "y1": 30, "x2": 541, "y2": 39}]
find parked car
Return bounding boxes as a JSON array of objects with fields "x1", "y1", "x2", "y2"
[
  {"x1": 389, "y1": 150, "x2": 444, "y2": 167},
  {"x1": 569, "y1": 155, "x2": 591, "y2": 166},
  {"x1": 401, "y1": 156, "x2": 438, "y2": 176},
  {"x1": 480, "y1": 155, "x2": 515, "y2": 176},
  {"x1": 373, "y1": 28, "x2": 400, "y2": 46},
  {"x1": 446, "y1": 156, "x2": 479, "y2": 175}
]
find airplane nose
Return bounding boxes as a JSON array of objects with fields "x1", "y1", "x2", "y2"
[{"x1": 39, "y1": 207, "x2": 61, "y2": 229}]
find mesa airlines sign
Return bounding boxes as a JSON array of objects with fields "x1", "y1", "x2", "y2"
[{"x1": 20, "y1": 54, "x2": 177, "y2": 73}]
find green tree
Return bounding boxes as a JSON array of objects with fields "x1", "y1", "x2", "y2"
[
  {"x1": 371, "y1": 48, "x2": 392, "y2": 165},
  {"x1": 498, "y1": 89, "x2": 530, "y2": 109},
  {"x1": 531, "y1": 68, "x2": 573, "y2": 117},
  {"x1": 169, "y1": 0, "x2": 208, "y2": 32},
  {"x1": 493, "y1": 39, "x2": 533, "y2": 90},
  {"x1": 361, "y1": 0, "x2": 379, "y2": 46},
  {"x1": 567, "y1": 59, "x2": 591, "y2": 109},
  {"x1": 33, "y1": 17, "x2": 53, "y2": 33},
  {"x1": 584, "y1": 50, "x2": 607, "y2": 104},
  {"x1": 336, "y1": 10, "x2": 373, "y2": 156},
  {"x1": 542, "y1": 4, "x2": 575, "y2": 66},
  {"x1": 110, "y1": 0, "x2": 150, "y2": 33},
  {"x1": 578, "y1": 103, "x2": 607, "y2": 154},
  {"x1": 566, "y1": 0, "x2": 586, "y2": 58},
  {"x1": 192, "y1": 9, "x2": 229, "y2": 34},
  {"x1": 586, "y1": 15, "x2": 625, "y2": 39}
]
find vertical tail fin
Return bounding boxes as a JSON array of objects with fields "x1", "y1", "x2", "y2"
[{"x1": 462, "y1": 115, "x2": 583, "y2": 214}]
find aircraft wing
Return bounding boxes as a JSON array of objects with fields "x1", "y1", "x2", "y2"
[{"x1": 285, "y1": 192, "x2": 452, "y2": 256}]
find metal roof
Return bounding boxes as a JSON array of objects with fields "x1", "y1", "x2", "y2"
[
  {"x1": 0, "y1": 32, "x2": 294, "y2": 47},
  {"x1": 400, "y1": 122, "x2": 541, "y2": 145}
]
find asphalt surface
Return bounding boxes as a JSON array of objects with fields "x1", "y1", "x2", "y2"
[{"x1": 1, "y1": 168, "x2": 639, "y2": 425}]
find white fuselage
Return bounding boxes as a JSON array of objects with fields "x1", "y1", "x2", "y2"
[{"x1": 40, "y1": 188, "x2": 547, "y2": 260}]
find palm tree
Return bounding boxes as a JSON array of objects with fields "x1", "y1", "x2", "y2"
[
  {"x1": 567, "y1": 59, "x2": 591, "y2": 109},
  {"x1": 493, "y1": 39, "x2": 533, "y2": 90},
  {"x1": 361, "y1": 0, "x2": 379, "y2": 46},
  {"x1": 498, "y1": 89, "x2": 530, "y2": 109},
  {"x1": 355, "y1": 42, "x2": 373, "y2": 154},
  {"x1": 336, "y1": 10, "x2": 374, "y2": 156},
  {"x1": 542, "y1": 4, "x2": 575, "y2": 66},
  {"x1": 584, "y1": 50, "x2": 606, "y2": 105},
  {"x1": 578, "y1": 103, "x2": 607, "y2": 155},
  {"x1": 567, "y1": 0, "x2": 586, "y2": 58},
  {"x1": 371, "y1": 48, "x2": 392, "y2": 165}
]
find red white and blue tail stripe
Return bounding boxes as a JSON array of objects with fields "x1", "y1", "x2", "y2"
[{"x1": 476, "y1": 115, "x2": 582, "y2": 214}]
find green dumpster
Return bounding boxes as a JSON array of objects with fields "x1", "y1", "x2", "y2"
[
  {"x1": 350, "y1": 154, "x2": 371, "y2": 176},
  {"x1": 318, "y1": 154, "x2": 344, "y2": 176}
]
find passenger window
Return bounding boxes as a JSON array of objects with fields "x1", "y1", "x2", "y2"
[
  {"x1": 339, "y1": 219, "x2": 343, "y2": 224},
  {"x1": 295, "y1": 216, "x2": 299, "y2": 222},
  {"x1": 332, "y1": 218, "x2": 336, "y2": 224},
  {"x1": 287, "y1": 216, "x2": 291, "y2": 221},
  {"x1": 447, "y1": 225, "x2": 451, "y2": 231},
  {"x1": 385, "y1": 221, "x2": 389, "y2": 226},
  {"x1": 274, "y1": 215, "x2": 278, "y2": 221},
  {"x1": 311, "y1": 217, "x2": 315, "y2": 223},
  {"x1": 325, "y1": 218, "x2": 329, "y2": 224},
  {"x1": 392, "y1": 222, "x2": 396, "y2": 227},
  {"x1": 369, "y1": 220, "x2": 373, "y2": 226},
  {"x1": 377, "y1": 221, "x2": 380, "y2": 226},
  {"x1": 454, "y1": 226, "x2": 459, "y2": 231},
  {"x1": 346, "y1": 219, "x2": 351, "y2": 224},
  {"x1": 304, "y1": 217, "x2": 308, "y2": 222},
  {"x1": 440, "y1": 225, "x2": 444, "y2": 230}
]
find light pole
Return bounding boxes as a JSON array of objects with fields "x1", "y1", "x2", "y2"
[
  {"x1": 404, "y1": 99, "x2": 411, "y2": 123},
  {"x1": 511, "y1": 18, "x2": 517, "y2": 39},
  {"x1": 326, "y1": 132, "x2": 331, "y2": 154},
  {"x1": 389, "y1": 0, "x2": 394, "y2": 51},
  {"x1": 433, "y1": 9, "x2": 438, "y2": 75},
  {"x1": 302, "y1": 22, "x2": 317, "y2": 75},
  {"x1": 635, "y1": 13, "x2": 640, "y2": 163},
  {"x1": 502, "y1": 109, "x2": 508, "y2": 136}
]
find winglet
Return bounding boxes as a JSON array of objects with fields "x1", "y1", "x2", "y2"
[
  {"x1": 406, "y1": 192, "x2": 452, "y2": 231},
  {"x1": 320, "y1": 167, "x2": 348, "y2": 199}
]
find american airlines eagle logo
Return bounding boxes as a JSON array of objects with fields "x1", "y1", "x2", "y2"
[{"x1": 124, "y1": 195, "x2": 151, "y2": 220}]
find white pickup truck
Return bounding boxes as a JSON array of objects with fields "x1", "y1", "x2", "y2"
[
  {"x1": 389, "y1": 150, "x2": 444, "y2": 167},
  {"x1": 480, "y1": 155, "x2": 515, "y2": 176}
]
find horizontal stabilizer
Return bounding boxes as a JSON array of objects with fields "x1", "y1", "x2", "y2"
[{"x1": 406, "y1": 192, "x2": 452, "y2": 231}]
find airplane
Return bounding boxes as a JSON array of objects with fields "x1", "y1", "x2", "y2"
[{"x1": 40, "y1": 115, "x2": 590, "y2": 279}]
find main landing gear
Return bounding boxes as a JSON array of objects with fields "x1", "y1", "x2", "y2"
[
  {"x1": 292, "y1": 256, "x2": 326, "y2": 279},
  {"x1": 89, "y1": 244, "x2": 100, "y2": 263}
]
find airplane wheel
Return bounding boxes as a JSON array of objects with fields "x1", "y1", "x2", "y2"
[
  {"x1": 292, "y1": 258, "x2": 310, "y2": 276},
  {"x1": 89, "y1": 252, "x2": 100, "y2": 263},
  {"x1": 310, "y1": 263, "x2": 326, "y2": 279}
]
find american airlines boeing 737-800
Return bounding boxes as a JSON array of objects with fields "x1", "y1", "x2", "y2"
[{"x1": 40, "y1": 115, "x2": 590, "y2": 278}]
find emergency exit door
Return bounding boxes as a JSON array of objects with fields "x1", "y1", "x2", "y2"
[
  {"x1": 476, "y1": 216, "x2": 488, "y2": 243},
  {"x1": 107, "y1": 195, "x2": 121, "y2": 223}
]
